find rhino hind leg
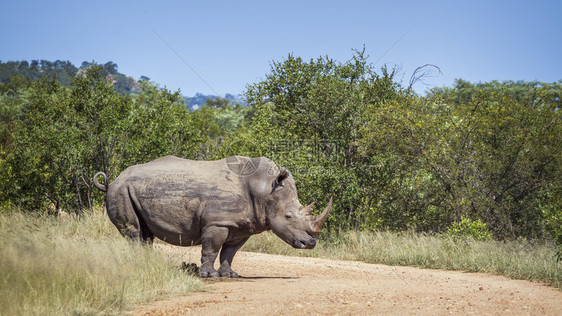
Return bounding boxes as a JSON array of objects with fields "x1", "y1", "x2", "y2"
[
  {"x1": 218, "y1": 237, "x2": 249, "y2": 278},
  {"x1": 137, "y1": 215, "x2": 155, "y2": 244},
  {"x1": 107, "y1": 187, "x2": 154, "y2": 244}
]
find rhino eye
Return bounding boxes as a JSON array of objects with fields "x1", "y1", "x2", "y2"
[{"x1": 285, "y1": 214, "x2": 292, "y2": 219}]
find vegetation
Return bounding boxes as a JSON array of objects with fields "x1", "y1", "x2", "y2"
[
  {"x1": 242, "y1": 230, "x2": 561, "y2": 289},
  {"x1": 185, "y1": 92, "x2": 247, "y2": 110},
  {"x1": 0, "y1": 209, "x2": 203, "y2": 315},
  {"x1": 0, "y1": 60, "x2": 140, "y2": 94},
  {"x1": 0, "y1": 55, "x2": 560, "y2": 268},
  {"x1": 240, "y1": 52, "x2": 561, "y2": 245},
  {"x1": 1, "y1": 67, "x2": 203, "y2": 211},
  {"x1": 0, "y1": 60, "x2": 77, "y2": 87}
]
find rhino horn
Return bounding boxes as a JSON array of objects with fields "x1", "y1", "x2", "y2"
[
  {"x1": 304, "y1": 202, "x2": 315, "y2": 215},
  {"x1": 311, "y1": 197, "x2": 332, "y2": 233}
]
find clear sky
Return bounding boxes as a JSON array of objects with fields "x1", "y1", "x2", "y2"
[{"x1": 1, "y1": 0, "x2": 560, "y2": 96}]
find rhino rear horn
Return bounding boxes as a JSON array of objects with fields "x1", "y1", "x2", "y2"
[
  {"x1": 312, "y1": 197, "x2": 332, "y2": 233},
  {"x1": 304, "y1": 202, "x2": 315, "y2": 215}
]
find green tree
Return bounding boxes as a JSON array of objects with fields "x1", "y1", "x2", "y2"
[
  {"x1": 360, "y1": 80, "x2": 562, "y2": 239},
  {"x1": 128, "y1": 80, "x2": 200, "y2": 163},
  {"x1": 204, "y1": 96, "x2": 230, "y2": 109},
  {"x1": 5, "y1": 68, "x2": 132, "y2": 210},
  {"x1": 190, "y1": 99, "x2": 250, "y2": 159},
  {"x1": 2, "y1": 65, "x2": 202, "y2": 212},
  {"x1": 235, "y1": 51, "x2": 406, "y2": 230}
]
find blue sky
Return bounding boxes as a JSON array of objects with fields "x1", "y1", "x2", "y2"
[{"x1": 1, "y1": 0, "x2": 560, "y2": 96}]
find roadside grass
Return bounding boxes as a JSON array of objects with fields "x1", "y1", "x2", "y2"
[
  {"x1": 242, "y1": 230, "x2": 561, "y2": 289},
  {"x1": 0, "y1": 209, "x2": 203, "y2": 316},
  {"x1": 2, "y1": 208, "x2": 557, "y2": 315}
]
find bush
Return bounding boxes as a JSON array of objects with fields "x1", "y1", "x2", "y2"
[{"x1": 446, "y1": 216, "x2": 492, "y2": 241}]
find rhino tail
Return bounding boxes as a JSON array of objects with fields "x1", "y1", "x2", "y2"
[{"x1": 93, "y1": 172, "x2": 108, "y2": 192}]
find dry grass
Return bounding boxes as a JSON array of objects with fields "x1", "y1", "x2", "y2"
[
  {"x1": 0, "y1": 209, "x2": 203, "y2": 315},
  {"x1": 242, "y1": 230, "x2": 561, "y2": 289}
]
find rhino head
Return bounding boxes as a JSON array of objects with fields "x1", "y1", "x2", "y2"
[{"x1": 246, "y1": 160, "x2": 332, "y2": 249}]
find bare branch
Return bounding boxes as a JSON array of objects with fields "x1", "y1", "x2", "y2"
[{"x1": 408, "y1": 64, "x2": 442, "y2": 91}]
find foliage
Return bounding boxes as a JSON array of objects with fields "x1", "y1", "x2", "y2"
[
  {"x1": 0, "y1": 60, "x2": 140, "y2": 95},
  {"x1": 241, "y1": 51, "x2": 405, "y2": 230},
  {"x1": 0, "y1": 60, "x2": 77, "y2": 86},
  {"x1": 190, "y1": 101, "x2": 250, "y2": 159},
  {"x1": 446, "y1": 216, "x2": 492, "y2": 241},
  {"x1": 1, "y1": 65, "x2": 201, "y2": 211},
  {"x1": 0, "y1": 56, "x2": 560, "y2": 247},
  {"x1": 359, "y1": 80, "x2": 561, "y2": 240},
  {"x1": 185, "y1": 92, "x2": 246, "y2": 110}
]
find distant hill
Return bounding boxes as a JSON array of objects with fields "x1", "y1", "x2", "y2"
[
  {"x1": 79, "y1": 61, "x2": 140, "y2": 95},
  {"x1": 0, "y1": 60, "x2": 77, "y2": 86},
  {"x1": 0, "y1": 60, "x2": 244, "y2": 108},
  {"x1": 185, "y1": 93, "x2": 247, "y2": 110},
  {"x1": 0, "y1": 60, "x2": 140, "y2": 95}
]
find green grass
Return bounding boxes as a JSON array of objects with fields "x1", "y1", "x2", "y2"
[
  {"x1": 242, "y1": 230, "x2": 561, "y2": 289},
  {"x1": 0, "y1": 209, "x2": 203, "y2": 315}
]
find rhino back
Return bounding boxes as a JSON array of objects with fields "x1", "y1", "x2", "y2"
[{"x1": 107, "y1": 156, "x2": 250, "y2": 245}]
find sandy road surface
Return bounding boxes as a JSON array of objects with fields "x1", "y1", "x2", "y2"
[{"x1": 134, "y1": 245, "x2": 561, "y2": 315}]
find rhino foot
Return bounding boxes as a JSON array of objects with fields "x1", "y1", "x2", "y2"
[
  {"x1": 199, "y1": 270, "x2": 220, "y2": 278},
  {"x1": 218, "y1": 260, "x2": 240, "y2": 278},
  {"x1": 218, "y1": 268, "x2": 240, "y2": 278}
]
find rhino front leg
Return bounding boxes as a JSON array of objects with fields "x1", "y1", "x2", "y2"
[
  {"x1": 200, "y1": 226, "x2": 229, "y2": 278},
  {"x1": 218, "y1": 237, "x2": 249, "y2": 278}
]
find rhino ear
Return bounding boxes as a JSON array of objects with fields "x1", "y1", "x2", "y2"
[
  {"x1": 279, "y1": 168, "x2": 289, "y2": 181},
  {"x1": 275, "y1": 168, "x2": 289, "y2": 187}
]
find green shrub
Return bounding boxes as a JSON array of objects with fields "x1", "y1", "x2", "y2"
[{"x1": 446, "y1": 216, "x2": 492, "y2": 241}]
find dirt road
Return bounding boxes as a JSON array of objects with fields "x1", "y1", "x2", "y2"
[{"x1": 134, "y1": 246, "x2": 561, "y2": 315}]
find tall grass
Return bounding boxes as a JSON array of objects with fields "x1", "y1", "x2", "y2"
[
  {"x1": 242, "y1": 230, "x2": 561, "y2": 289},
  {"x1": 0, "y1": 209, "x2": 203, "y2": 315}
]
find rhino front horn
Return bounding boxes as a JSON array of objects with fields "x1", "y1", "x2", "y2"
[{"x1": 312, "y1": 197, "x2": 332, "y2": 233}]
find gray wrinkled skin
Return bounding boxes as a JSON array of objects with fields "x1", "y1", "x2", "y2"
[{"x1": 93, "y1": 155, "x2": 331, "y2": 278}]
